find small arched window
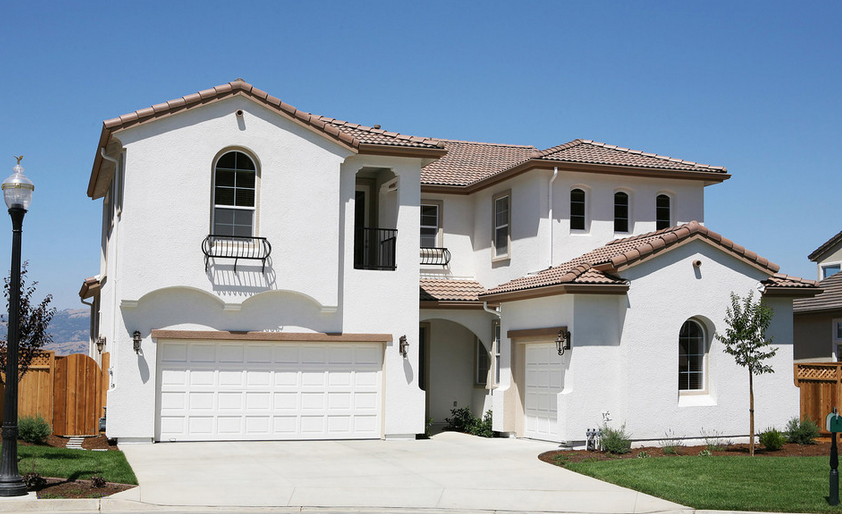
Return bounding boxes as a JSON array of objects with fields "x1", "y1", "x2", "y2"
[
  {"x1": 678, "y1": 319, "x2": 706, "y2": 391},
  {"x1": 570, "y1": 189, "x2": 586, "y2": 230},
  {"x1": 213, "y1": 151, "x2": 256, "y2": 236},
  {"x1": 614, "y1": 191, "x2": 629, "y2": 233},
  {"x1": 656, "y1": 194, "x2": 671, "y2": 230}
]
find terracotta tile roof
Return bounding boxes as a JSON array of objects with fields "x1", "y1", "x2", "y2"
[
  {"x1": 482, "y1": 221, "x2": 812, "y2": 299},
  {"x1": 538, "y1": 140, "x2": 727, "y2": 173},
  {"x1": 808, "y1": 229, "x2": 842, "y2": 262},
  {"x1": 421, "y1": 140, "x2": 537, "y2": 187},
  {"x1": 420, "y1": 278, "x2": 487, "y2": 302},
  {"x1": 794, "y1": 272, "x2": 842, "y2": 312},
  {"x1": 90, "y1": 79, "x2": 444, "y2": 198},
  {"x1": 420, "y1": 138, "x2": 728, "y2": 189}
]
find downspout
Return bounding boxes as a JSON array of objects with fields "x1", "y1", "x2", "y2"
[
  {"x1": 548, "y1": 167, "x2": 558, "y2": 268},
  {"x1": 483, "y1": 301, "x2": 501, "y2": 318},
  {"x1": 100, "y1": 149, "x2": 120, "y2": 374}
]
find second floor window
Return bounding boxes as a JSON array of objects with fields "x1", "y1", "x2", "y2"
[
  {"x1": 614, "y1": 191, "x2": 629, "y2": 233},
  {"x1": 213, "y1": 151, "x2": 256, "y2": 237},
  {"x1": 656, "y1": 194, "x2": 671, "y2": 230},
  {"x1": 493, "y1": 192, "x2": 510, "y2": 259},
  {"x1": 570, "y1": 189, "x2": 586, "y2": 230},
  {"x1": 420, "y1": 203, "x2": 440, "y2": 247}
]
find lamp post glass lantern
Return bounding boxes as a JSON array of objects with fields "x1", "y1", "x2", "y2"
[{"x1": 0, "y1": 156, "x2": 34, "y2": 497}]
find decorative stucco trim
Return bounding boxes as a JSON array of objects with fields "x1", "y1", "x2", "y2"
[
  {"x1": 419, "y1": 300, "x2": 488, "y2": 310},
  {"x1": 150, "y1": 329, "x2": 393, "y2": 343},
  {"x1": 121, "y1": 300, "x2": 138, "y2": 308},
  {"x1": 507, "y1": 326, "x2": 568, "y2": 339}
]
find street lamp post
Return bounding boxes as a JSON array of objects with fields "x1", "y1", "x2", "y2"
[{"x1": 0, "y1": 156, "x2": 34, "y2": 497}]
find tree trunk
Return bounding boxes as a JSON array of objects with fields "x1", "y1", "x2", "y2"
[{"x1": 749, "y1": 371, "x2": 755, "y2": 457}]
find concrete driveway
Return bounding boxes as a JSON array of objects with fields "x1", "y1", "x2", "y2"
[{"x1": 113, "y1": 432, "x2": 688, "y2": 513}]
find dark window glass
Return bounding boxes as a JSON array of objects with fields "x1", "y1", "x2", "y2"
[
  {"x1": 678, "y1": 320, "x2": 705, "y2": 391},
  {"x1": 656, "y1": 194, "x2": 671, "y2": 230},
  {"x1": 570, "y1": 189, "x2": 585, "y2": 230},
  {"x1": 213, "y1": 151, "x2": 256, "y2": 236},
  {"x1": 614, "y1": 192, "x2": 629, "y2": 232}
]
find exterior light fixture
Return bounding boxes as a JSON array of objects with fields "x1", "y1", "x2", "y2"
[
  {"x1": 555, "y1": 329, "x2": 571, "y2": 356},
  {"x1": 0, "y1": 156, "x2": 35, "y2": 497},
  {"x1": 96, "y1": 336, "x2": 106, "y2": 354},
  {"x1": 399, "y1": 335, "x2": 409, "y2": 358},
  {"x1": 132, "y1": 331, "x2": 142, "y2": 354}
]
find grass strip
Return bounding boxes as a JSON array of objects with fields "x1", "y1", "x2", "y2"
[
  {"x1": 567, "y1": 456, "x2": 841, "y2": 513},
  {"x1": 7, "y1": 444, "x2": 138, "y2": 485}
]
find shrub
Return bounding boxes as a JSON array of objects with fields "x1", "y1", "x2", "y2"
[
  {"x1": 700, "y1": 427, "x2": 730, "y2": 451},
  {"x1": 90, "y1": 475, "x2": 107, "y2": 489},
  {"x1": 636, "y1": 450, "x2": 650, "y2": 459},
  {"x1": 601, "y1": 423, "x2": 632, "y2": 454},
  {"x1": 444, "y1": 406, "x2": 493, "y2": 438},
  {"x1": 698, "y1": 449, "x2": 712, "y2": 457},
  {"x1": 22, "y1": 471, "x2": 46, "y2": 490},
  {"x1": 786, "y1": 417, "x2": 819, "y2": 445},
  {"x1": 17, "y1": 414, "x2": 51, "y2": 444},
  {"x1": 759, "y1": 427, "x2": 787, "y2": 451},
  {"x1": 659, "y1": 429, "x2": 684, "y2": 455}
]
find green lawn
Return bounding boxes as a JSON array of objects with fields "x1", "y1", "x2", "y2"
[
  {"x1": 5, "y1": 444, "x2": 137, "y2": 485},
  {"x1": 567, "y1": 456, "x2": 840, "y2": 513}
]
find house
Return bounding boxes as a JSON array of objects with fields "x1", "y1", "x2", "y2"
[
  {"x1": 794, "y1": 232, "x2": 842, "y2": 361},
  {"x1": 81, "y1": 79, "x2": 819, "y2": 446}
]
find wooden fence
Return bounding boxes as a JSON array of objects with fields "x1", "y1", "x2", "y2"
[
  {"x1": 794, "y1": 362, "x2": 842, "y2": 434},
  {"x1": 0, "y1": 351, "x2": 109, "y2": 436}
]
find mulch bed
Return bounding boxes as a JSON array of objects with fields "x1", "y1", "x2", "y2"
[
  {"x1": 539, "y1": 440, "x2": 833, "y2": 466},
  {"x1": 18, "y1": 434, "x2": 135, "y2": 499}
]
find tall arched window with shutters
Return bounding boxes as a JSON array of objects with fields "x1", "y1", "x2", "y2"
[{"x1": 212, "y1": 150, "x2": 257, "y2": 237}]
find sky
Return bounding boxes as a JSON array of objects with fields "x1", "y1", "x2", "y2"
[{"x1": 0, "y1": 1, "x2": 839, "y2": 309}]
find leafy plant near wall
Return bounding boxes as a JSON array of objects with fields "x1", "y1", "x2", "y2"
[
  {"x1": 785, "y1": 417, "x2": 820, "y2": 445},
  {"x1": 444, "y1": 406, "x2": 493, "y2": 437},
  {"x1": 759, "y1": 427, "x2": 786, "y2": 451},
  {"x1": 18, "y1": 414, "x2": 51, "y2": 444},
  {"x1": 716, "y1": 291, "x2": 777, "y2": 456},
  {"x1": 600, "y1": 423, "x2": 632, "y2": 454}
]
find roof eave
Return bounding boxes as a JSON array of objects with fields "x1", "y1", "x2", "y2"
[
  {"x1": 480, "y1": 283, "x2": 629, "y2": 303},
  {"x1": 358, "y1": 143, "x2": 447, "y2": 159},
  {"x1": 420, "y1": 300, "x2": 490, "y2": 309},
  {"x1": 762, "y1": 286, "x2": 824, "y2": 298}
]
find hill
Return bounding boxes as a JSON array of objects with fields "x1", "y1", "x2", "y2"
[{"x1": 0, "y1": 307, "x2": 90, "y2": 356}]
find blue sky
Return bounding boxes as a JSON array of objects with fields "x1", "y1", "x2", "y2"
[{"x1": 1, "y1": 1, "x2": 839, "y2": 309}]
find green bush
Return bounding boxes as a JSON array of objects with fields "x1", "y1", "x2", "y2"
[
  {"x1": 17, "y1": 415, "x2": 51, "y2": 444},
  {"x1": 601, "y1": 423, "x2": 632, "y2": 454},
  {"x1": 759, "y1": 427, "x2": 787, "y2": 451},
  {"x1": 698, "y1": 449, "x2": 712, "y2": 457},
  {"x1": 444, "y1": 407, "x2": 493, "y2": 438},
  {"x1": 785, "y1": 417, "x2": 819, "y2": 445}
]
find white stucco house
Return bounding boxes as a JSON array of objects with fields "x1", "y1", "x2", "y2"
[{"x1": 81, "y1": 79, "x2": 819, "y2": 446}]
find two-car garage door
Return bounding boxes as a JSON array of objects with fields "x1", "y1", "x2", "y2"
[{"x1": 156, "y1": 340, "x2": 383, "y2": 442}]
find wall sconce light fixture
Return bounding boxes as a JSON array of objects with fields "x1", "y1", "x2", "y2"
[
  {"x1": 132, "y1": 331, "x2": 142, "y2": 354},
  {"x1": 555, "y1": 329, "x2": 571, "y2": 356},
  {"x1": 399, "y1": 335, "x2": 409, "y2": 358},
  {"x1": 95, "y1": 336, "x2": 106, "y2": 354}
]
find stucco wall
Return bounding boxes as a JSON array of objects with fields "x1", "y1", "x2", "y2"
[{"x1": 100, "y1": 96, "x2": 426, "y2": 441}]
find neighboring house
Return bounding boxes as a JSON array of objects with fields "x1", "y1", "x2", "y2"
[
  {"x1": 81, "y1": 79, "x2": 819, "y2": 446},
  {"x1": 808, "y1": 229, "x2": 842, "y2": 281},
  {"x1": 794, "y1": 232, "x2": 842, "y2": 361}
]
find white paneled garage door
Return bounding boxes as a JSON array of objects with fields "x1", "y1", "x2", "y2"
[
  {"x1": 524, "y1": 342, "x2": 563, "y2": 441},
  {"x1": 157, "y1": 340, "x2": 383, "y2": 441}
]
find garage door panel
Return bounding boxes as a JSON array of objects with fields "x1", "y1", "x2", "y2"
[
  {"x1": 524, "y1": 342, "x2": 563, "y2": 442},
  {"x1": 158, "y1": 340, "x2": 383, "y2": 441}
]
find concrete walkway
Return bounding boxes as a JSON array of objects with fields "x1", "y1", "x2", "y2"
[{"x1": 106, "y1": 432, "x2": 688, "y2": 513}]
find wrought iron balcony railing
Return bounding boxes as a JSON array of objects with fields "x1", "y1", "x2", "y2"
[
  {"x1": 354, "y1": 227, "x2": 397, "y2": 270},
  {"x1": 202, "y1": 234, "x2": 272, "y2": 272},
  {"x1": 420, "y1": 247, "x2": 451, "y2": 266}
]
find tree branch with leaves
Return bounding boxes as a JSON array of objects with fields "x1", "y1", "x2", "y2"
[
  {"x1": 716, "y1": 291, "x2": 776, "y2": 456},
  {"x1": 0, "y1": 262, "x2": 56, "y2": 384}
]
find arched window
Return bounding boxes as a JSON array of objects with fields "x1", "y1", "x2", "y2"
[
  {"x1": 570, "y1": 188, "x2": 586, "y2": 230},
  {"x1": 213, "y1": 151, "x2": 256, "y2": 236},
  {"x1": 614, "y1": 191, "x2": 629, "y2": 233},
  {"x1": 656, "y1": 194, "x2": 671, "y2": 230},
  {"x1": 678, "y1": 319, "x2": 706, "y2": 391}
]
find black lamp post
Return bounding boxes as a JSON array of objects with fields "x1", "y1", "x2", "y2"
[{"x1": 0, "y1": 156, "x2": 34, "y2": 497}]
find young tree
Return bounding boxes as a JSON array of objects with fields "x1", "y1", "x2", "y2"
[
  {"x1": 716, "y1": 291, "x2": 777, "y2": 456},
  {"x1": 0, "y1": 262, "x2": 56, "y2": 384}
]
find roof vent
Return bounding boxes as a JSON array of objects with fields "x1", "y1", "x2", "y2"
[{"x1": 373, "y1": 124, "x2": 381, "y2": 130}]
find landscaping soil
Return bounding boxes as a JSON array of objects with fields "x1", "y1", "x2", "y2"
[
  {"x1": 18, "y1": 434, "x2": 134, "y2": 499},
  {"x1": 539, "y1": 440, "x2": 834, "y2": 466}
]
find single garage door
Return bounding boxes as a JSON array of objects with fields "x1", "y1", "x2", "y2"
[
  {"x1": 157, "y1": 340, "x2": 383, "y2": 441},
  {"x1": 524, "y1": 342, "x2": 563, "y2": 441}
]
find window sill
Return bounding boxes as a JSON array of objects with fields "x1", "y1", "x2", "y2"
[{"x1": 678, "y1": 393, "x2": 716, "y2": 407}]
